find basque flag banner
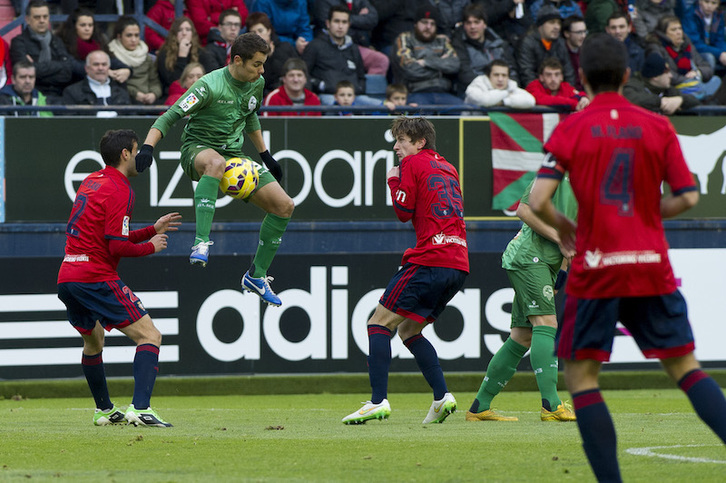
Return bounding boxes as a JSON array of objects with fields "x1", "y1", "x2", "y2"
[{"x1": 490, "y1": 112, "x2": 565, "y2": 211}]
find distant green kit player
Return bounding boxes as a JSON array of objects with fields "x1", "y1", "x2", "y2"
[
  {"x1": 467, "y1": 177, "x2": 578, "y2": 422},
  {"x1": 135, "y1": 32, "x2": 294, "y2": 306}
]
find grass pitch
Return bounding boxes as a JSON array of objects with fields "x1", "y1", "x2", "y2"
[{"x1": 1, "y1": 390, "x2": 724, "y2": 482}]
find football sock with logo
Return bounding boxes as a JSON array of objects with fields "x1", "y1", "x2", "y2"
[
  {"x1": 193, "y1": 175, "x2": 220, "y2": 245},
  {"x1": 404, "y1": 334, "x2": 447, "y2": 400},
  {"x1": 367, "y1": 325, "x2": 392, "y2": 405},
  {"x1": 678, "y1": 369, "x2": 726, "y2": 443},
  {"x1": 251, "y1": 213, "x2": 290, "y2": 278},
  {"x1": 530, "y1": 325, "x2": 561, "y2": 411},
  {"x1": 82, "y1": 352, "x2": 112, "y2": 410},
  {"x1": 572, "y1": 388, "x2": 621, "y2": 483},
  {"x1": 131, "y1": 344, "x2": 160, "y2": 409},
  {"x1": 470, "y1": 337, "x2": 528, "y2": 413}
]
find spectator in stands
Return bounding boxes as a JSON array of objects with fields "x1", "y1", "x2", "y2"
[
  {"x1": 465, "y1": 58, "x2": 536, "y2": 108},
  {"x1": 623, "y1": 50, "x2": 701, "y2": 113},
  {"x1": 0, "y1": 60, "x2": 52, "y2": 116},
  {"x1": 62, "y1": 50, "x2": 131, "y2": 117},
  {"x1": 187, "y1": 0, "x2": 248, "y2": 46},
  {"x1": 157, "y1": 17, "x2": 207, "y2": 96},
  {"x1": 303, "y1": 5, "x2": 380, "y2": 106},
  {"x1": 452, "y1": 3, "x2": 519, "y2": 97},
  {"x1": 250, "y1": 0, "x2": 314, "y2": 55},
  {"x1": 145, "y1": 0, "x2": 188, "y2": 53},
  {"x1": 390, "y1": 4, "x2": 462, "y2": 105},
  {"x1": 563, "y1": 15, "x2": 587, "y2": 90},
  {"x1": 165, "y1": 61, "x2": 205, "y2": 106},
  {"x1": 202, "y1": 9, "x2": 241, "y2": 72},
  {"x1": 332, "y1": 79, "x2": 356, "y2": 115},
  {"x1": 246, "y1": 11, "x2": 300, "y2": 96},
  {"x1": 10, "y1": 0, "x2": 73, "y2": 99},
  {"x1": 312, "y1": 0, "x2": 389, "y2": 75},
  {"x1": 473, "y1": 0, "x2": 533, "y2": 48},
  {"x1": 606, "y1": 11, "x2": 645, "y2": 75},
  {"x1": 431, "y1": 0, "x2": 472, "y2": 38},
  {"x1": 682, "y1": 0, "x2": 726, "y2": 71},
  {"x1": 57, "y1": 8, "x2": 131, "y2": 84},
  {"x1": 383, "y1": 82, "x2": 418, "y2": 110},
  {"x1": 583, "y1": 0, "x2": 620, "y2": 34},
  {"x1": 633, "y1": 0, "x2": 676, "y2": 39},
  {"x1": 107, "y1": 16, "x2": 162, "y2": 105},
  {"x1": 530, "y1": 0, "x2": 582, "y2": 24},
  {"x1": 263, "y1": 57, "x2": 321, "y2": 116},
  {"x1": 370, "y1": 0, "x2": 418, "y2": 55},
  {"x1": 0, "y1": 37, "x2": 11, "y2": 89},
  {"x1": 646, "y1": 15, "x2": 718, "y2": 99},
  {"x1": 517, "y1": 5, "x2": 577, "y2": 87},
  {"x1": 526, "y1": 57, "x2": 589, "y2": 110}
]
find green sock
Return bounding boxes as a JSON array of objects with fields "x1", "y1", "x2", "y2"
[
  {"x1": 251, "y1": 213, "x2": 290, "y2": 277},
  {"x1": 194, "y1": 175, "x2": 220, "y2": 244},
  {"x1": 530, "y1": 325, "x2": 562, "y2": 411},
  {"x1": 471, "y1": 337, "x2": 528, "y2": 413}
]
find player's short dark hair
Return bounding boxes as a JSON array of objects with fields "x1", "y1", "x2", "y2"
[
  {"x1": 219, "y1": 8, "x2": 242, "y2": 25},
  {"x1": 113, "y1": 15, "x2": 139, "y2": 38},
  {"x1": 100, "y1": 129, "x2": 138, "y2": 167},
  {"x1": 328, "y1": 4, "x2": 351, "y2": 21},
  {"x1": 580, "y1": 33, "x2": 628, "y2": 93},
  {"x1": 391, "y1": 116, "x2": 436, "y2": 151},
  {"x1": 461, "y1": 3, "x2": 487, "y2": 24},
  {"x1": 607, "y1": 11, "x2": 630, "y2": 26},
  {"x1": 231, "y1": 32, "x2": 271, "y2": 62},
  {"x1": 26, "y1": 0, "x2": 48, "y2": 15},
  {"x1": 538, "y1": 57, "x2": 563, "y2": 75},
  {"x1": 563, "y1": 15, "x2": 585, "y2": 32},
  {"x1": 485, "y1": 59, "x2": 509, "y2": 77}
]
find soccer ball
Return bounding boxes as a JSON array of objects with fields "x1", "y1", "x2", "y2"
[{"x1": 219, "y1": 157, "x2": 259, "y2": 199}]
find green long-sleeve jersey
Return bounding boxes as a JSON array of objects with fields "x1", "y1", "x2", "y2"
[{"x1": 152, "y1": 67, "x2": 264, "y2": 154}]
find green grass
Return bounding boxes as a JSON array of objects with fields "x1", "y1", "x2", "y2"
[{"x1": 1, "y1": 390, "x2": 724, "y2": 482}]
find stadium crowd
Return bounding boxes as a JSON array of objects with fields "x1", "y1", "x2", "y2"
[{"x1": 2, "y1": 0, "x2": 726, "y2": 115}]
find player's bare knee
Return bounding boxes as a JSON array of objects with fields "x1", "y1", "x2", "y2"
[{"x1": 206, "y1": 157, "x2": 225, "y2": 178}]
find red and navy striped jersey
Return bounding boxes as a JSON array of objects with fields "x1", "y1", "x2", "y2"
[
  {"x1": 58, "y1": 166, "x2": 153, "y2": 283},
  {"x1": 538, "y1": 92, "x2": 696, "y2": 298},
  {"x1": 387, "y1": 149, "x2": 469, "y2": 272}
]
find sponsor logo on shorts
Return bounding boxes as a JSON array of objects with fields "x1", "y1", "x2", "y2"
[
  {"x1": 63, "y1": 254, "x2": 89, "y2": 262},
  {"x1": 584, "y1": 249, "x2": 662, "y2": 269},
  {"x1": 543, "y1": 285, "x2": 554, "y2": 300},
  {"x1": 528, "y1": 300, "x2": 539, "y2": 309},
  {"x1": 180, "y1": 93, "x2": 199, "y2": 112},
  {"x1": 431, "y1": 233, "x2": 467, "y2": 247}
]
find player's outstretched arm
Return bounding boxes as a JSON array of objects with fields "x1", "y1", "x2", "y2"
[
  {"x1": 660, "y1": 190, "x2": 699, "y2": 218},
  {"x1": 149, "y1": 234, "x2": 169, "y2": 254},
  {"x1": 135, "y1": 128, "x2": 164, "y2": 173},
  {"x1": 154, "y1": 212, "x2": 182, "y2": 234},
  {"x1": 248, "y1": 129, "x2": 283, "y2": 182}
]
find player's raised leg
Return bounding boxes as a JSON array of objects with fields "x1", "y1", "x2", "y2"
[
  {"x1": 188, "y1": 149, "x2": 225, "y2": 267},
  {"x1": 119, "y1": 315, "x2": 172, "y2": 427},
  {"x1": 242, "y1": 180, "x2": 294, "y2": 306},
  {"x1": 80, "y1": 322, "x2": 125, "y2": 426}
]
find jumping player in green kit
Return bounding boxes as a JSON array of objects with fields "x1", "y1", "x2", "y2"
[{"x1": 135, "y1": 33, "x2": 293, "y2": 307}]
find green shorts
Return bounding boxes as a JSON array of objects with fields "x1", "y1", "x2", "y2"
[
  {"x1": 506, "y1": 264, "x2": 558, "y2": 328},
  {"x1": 180, "y1": 143, "x2": 276, "y2": 200}
]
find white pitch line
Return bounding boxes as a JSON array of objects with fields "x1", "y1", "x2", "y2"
[{"x1": 626, "y1": 445, "x2": 726, "y2": 464}]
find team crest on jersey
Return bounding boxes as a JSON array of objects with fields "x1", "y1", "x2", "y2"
[
  {"x1": 180, "y1": 93, "x2": 199, "y2": 112},
  {"x1": 248, "y1": 96, "x2": 257, "y2": 111},
  {"x1": 122, "y1": 216, "x2": 130, "y2": 236}
]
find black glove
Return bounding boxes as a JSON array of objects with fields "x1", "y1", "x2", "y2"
[
  {"x1": 260, "y1": 150, "x2": 282, "y2": 182},
  {"x1": 136, "y1": 144, "x2": 154, "y2": 173}
]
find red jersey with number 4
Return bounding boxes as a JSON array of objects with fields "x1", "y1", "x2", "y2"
[
  {"x1": 58, "y1": 166, "x2": 153, "y2": 283},
  {"x1": 387, "y1": 149, "x2": 469, "y2": 272},
  {"x1": 538, "y1": 92, "x2": 697, "y2": 298}
]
